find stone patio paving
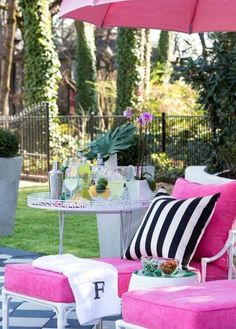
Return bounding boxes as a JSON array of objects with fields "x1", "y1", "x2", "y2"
[{"x1": 0, "y1": 246, "x2": 120, "y2": 329}]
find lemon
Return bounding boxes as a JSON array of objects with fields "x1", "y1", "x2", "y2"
[
  {"x1": 89, "y1": 185, "x2": 97, "y2": 198},
  {"x1": 101, "y1": 187, "x2": 111, "y2": 199},
  {"x1": 81, "y1": 188, "x2": 91, "y2": 200},
  {"x1": 72, "y1": 193, "x2": 81, "y2": 201}
]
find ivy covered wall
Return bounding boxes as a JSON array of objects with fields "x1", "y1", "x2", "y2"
[
  {"x1": 116, "y1": 28, "x2": 150, "y2": 113},
  {"x1": 75, "y1": 21, "x2": 97, "y2": 114},
  {"x1": 19, "y1": 0, "x2": 61, "y2": 114}
]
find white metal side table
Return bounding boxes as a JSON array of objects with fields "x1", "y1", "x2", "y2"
[{"x1": 27, "y1": 192, "x2": 151, "y2": 256}]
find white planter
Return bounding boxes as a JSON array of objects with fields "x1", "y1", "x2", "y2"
[
  {"x1": 127, "y1": 179, "x2": 153, "y2": 200},
  {"x1": 105, "y1": 153, "x2": 118, "y2": 169},
  {"x1": 0, "y1": 156, "x2": 22, "y2": 235},
  {"x1": 185, "y1": 166, "x2": 234, "y2": 185}
]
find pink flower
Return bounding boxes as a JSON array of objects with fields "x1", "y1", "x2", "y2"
[
  {"x1": 123, "y1": 107, "x2": 133, "y2": 119},
  {"x1": 138, "y1": 112, "x2": 153, "y2": 126}
]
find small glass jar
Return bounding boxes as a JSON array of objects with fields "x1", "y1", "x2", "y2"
[
  {"x1": 141, "y1": 257, "x2": 159, "y2": 275},
  {"x1": 159, "y1": 258, "x2": 179, "y2": 276}
]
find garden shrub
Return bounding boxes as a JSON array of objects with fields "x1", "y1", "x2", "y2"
[
  {"x1": 0, "y1": 129, "x2": 19, "y2": 157},
  {"x1": 180, "y1": 33, "x2": 236, "y2": 173},
  {"x1": 152, "y1": 152, "x2": 184, "y2": 184}
]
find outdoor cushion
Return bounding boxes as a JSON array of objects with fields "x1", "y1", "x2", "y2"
[
  {"x1": 122, "y1": 280, "x2": 236, "y2": 329},
  {"x1": 123, "y1": 187, "x2": 220, "y2": 267},
  {"x1": 97, "y1": 257, "x2": 142, "y2": 296},
  {"x1": 172, "y1": 178, "x2": 236, "y2": 270},
  {"x1": 4, "y1": 258, "x2": 227, "y2": 306},
  {"x1": 5, "y1": 264, "x2": 75, "y2": 303},
  {"x1": 4, "y1": 259, "x2": 142, "y2": 301}
]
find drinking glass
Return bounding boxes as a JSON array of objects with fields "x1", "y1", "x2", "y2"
[
  {"x1": 64, "y1": 167, "x2": 78, "y2": 199},
  {"x1": 108, "y1": 180, "x2": 125, "y2": 200}
]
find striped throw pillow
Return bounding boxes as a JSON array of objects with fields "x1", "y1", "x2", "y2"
[{"x1": 124, "y1": 187, "x2": 220, "y2": 267}]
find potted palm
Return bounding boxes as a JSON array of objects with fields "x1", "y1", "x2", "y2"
[
  {"x1": 86, "y1": 122, "x2": 137, "y2": 166},
  {"x1": 0, "y1": 128, "x2": 22, "y2": 235}
]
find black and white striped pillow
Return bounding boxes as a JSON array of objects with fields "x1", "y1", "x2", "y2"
[{"x1": 124, "y1": 187, "x2": 220, "y2": 267}]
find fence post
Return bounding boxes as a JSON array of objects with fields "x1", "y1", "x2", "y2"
[
  {"x1": 161, "y1": 112, "x2": 166, "y2": 152},
  {"x1": 90, "y1": 112, "x2": 94, "y2": 141}
]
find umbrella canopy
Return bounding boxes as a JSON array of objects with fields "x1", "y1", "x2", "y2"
[{"x1": 60, "y1": 0, "x2": 236, "y2": 33}]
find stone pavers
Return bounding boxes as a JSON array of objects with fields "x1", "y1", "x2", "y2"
[{"x1": 0, "y1": 247, "x2": 119, "y2": 329}]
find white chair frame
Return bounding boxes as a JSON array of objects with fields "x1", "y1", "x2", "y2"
[
  {"x1": 201, "y1": 229, "x2": 236, "y2": 282},
  {"x1": 116, "y1": 319, "x2": 145, "y2": 329},
  {"x1": 1, "y1": 288, "x2": 102, "y2": 329}
]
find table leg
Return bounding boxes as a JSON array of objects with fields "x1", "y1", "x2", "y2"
[
  {"x1": 58, "y1": 211, "x2": 65, "y2": 254},
  {"x1": 120, "y1": 211, "x2": 132, "y2": 255}
]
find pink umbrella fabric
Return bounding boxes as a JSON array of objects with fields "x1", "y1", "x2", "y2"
[{"x1": 60, "y1": 0, "x2": 236, "y2": 33}]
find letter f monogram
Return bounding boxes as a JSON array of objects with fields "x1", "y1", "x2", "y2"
[{"x1": 93, "y1": 281, "x2": 105, "y2": 299}]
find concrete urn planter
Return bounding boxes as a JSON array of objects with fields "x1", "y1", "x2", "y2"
[{"x1": 0, "y1": 156, "x2": 22, "y2": 235}]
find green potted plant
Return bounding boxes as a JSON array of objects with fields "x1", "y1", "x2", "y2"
[
  {"x1": 85, "y1": 123, "x2": 137, "y2": 166},
  {"x1": 0, "y1": 128, "x2": 22, "y2": 235}
]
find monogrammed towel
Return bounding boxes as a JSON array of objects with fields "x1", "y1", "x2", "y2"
[{"x1": 32, "y1": 254, "x2": 120, "y2": 325}]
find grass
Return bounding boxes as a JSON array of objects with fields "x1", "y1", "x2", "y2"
[{"x1": 0, "y1": 185, "x2": 100, "y2": 257}]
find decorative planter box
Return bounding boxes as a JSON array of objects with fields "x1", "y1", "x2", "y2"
[{"x1": 0, "y1": 156, "x2": 22, "y2": 235}]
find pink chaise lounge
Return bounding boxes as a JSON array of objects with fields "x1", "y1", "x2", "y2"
[{"x1": 3, "y1": 178, "x2": 236, "y2": 329}]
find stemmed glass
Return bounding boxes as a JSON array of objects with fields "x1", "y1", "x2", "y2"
[{"x1": 64, "y1": 166, "x2": 78, "y2": 199}]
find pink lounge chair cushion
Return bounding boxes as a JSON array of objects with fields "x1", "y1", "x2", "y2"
[
  {"x1": 122, "y1": 280, "x2": 236, "y2": 329},
  {"x1": 5, "y1": 264, "x2": 75, "y2": 303},
  {"x1": 98, "y1": 257, "x2": 142, "y2": 296},
  {"x1": 172, "y1": 178, "x2": 236, "y2": 270},
  {"x1": 4, "y1": 259, "x2": 142, "y2": 302},
  {"x1": 4, "y1": 259, "x2": 226, "y2": 303}
]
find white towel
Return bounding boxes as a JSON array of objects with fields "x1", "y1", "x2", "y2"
[{"x1": 32, "y1": 254, "x2": 121, "y2": 325}]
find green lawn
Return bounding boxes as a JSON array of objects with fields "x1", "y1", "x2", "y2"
[{"x1": 0, "y1": 186, "x2": 100, "y2": 257}]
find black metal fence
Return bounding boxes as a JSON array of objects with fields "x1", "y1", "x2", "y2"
[
  {"x1": 57, "y1": 113, "x2": 212, "y2": 167},
  {"x1": 0, "y1": 105, "x2": 213, "y2": 181},
  {"x1": 0, "y1": 104, "x2": 50, "y2": 180}
]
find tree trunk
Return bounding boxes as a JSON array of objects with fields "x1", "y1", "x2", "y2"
[
  {"x1": 142, "y1": 29, "x2": 151, "y2": 101},
  {"x1": 198, "y1": 33, "x2": 207, "y2": 57},
  {"x1": 0, "y1": 0, "x2": 16, "y2": 116}
]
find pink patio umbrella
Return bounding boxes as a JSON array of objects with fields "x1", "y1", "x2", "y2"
[{"x1": 60, "y1": 0, "x2": 236, "y2": 33}]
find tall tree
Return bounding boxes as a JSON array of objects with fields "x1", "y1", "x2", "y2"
[
  {"x1": 19, "y1": 0, "x2": 61, "y2": 114},
  {"x1": 116, "y1": 28, "x2": 151, "y2": 113},
  {"x1": 151, "y1": 31, "x2": 170, "y2": 84},
  {"x1": 156, "y1": 31, "x2": 170, "y2": 65},
  {"x1": 75, "y1": 21, "x2": 97, "y2": 114},
  {"x1": 0, "y1": 0, "x2": 17, "y2": 115},
  {"x1": 181, "y1": 32, "x2": 236, "y2": 172},
  {"x1": 19, "y1": 0, "x2": 64, "y2": 162}
]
